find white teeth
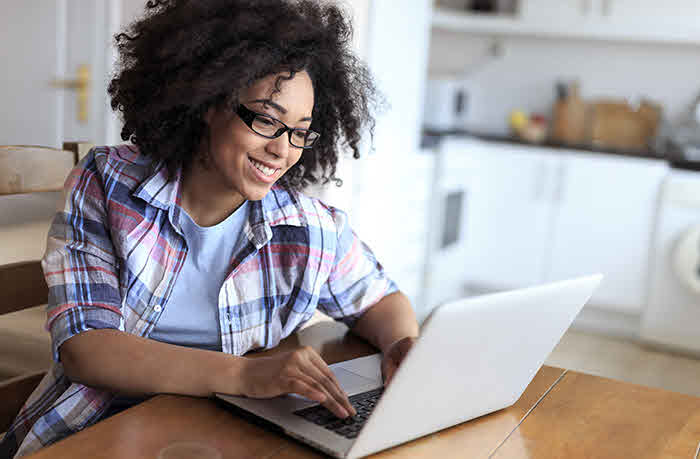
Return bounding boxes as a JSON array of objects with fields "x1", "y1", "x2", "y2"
[{"x1": 250, "y1": 158, "x2": 276, "y2": 176}]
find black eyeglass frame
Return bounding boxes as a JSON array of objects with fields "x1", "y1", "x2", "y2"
[{"x1": 235, "y1": 104, "x2": 320, "y2": 149}]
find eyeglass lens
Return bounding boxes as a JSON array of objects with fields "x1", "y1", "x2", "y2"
[{"x1": 250, "y1": 114, "x2": 319, "y2": 148}]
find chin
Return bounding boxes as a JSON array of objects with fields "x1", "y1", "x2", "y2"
[{"x1": 242, "y1": 184, "x2": 274, "y2": 201}]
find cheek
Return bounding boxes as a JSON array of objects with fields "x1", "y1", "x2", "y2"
[
  {"x1": 288, "y1": 150, "x2": 304, "y2": 168},
  {"x1": 213, "y1": 134, "x2": 259, "y2": 168},
  {"x1": 210, "y1": 117, "x2": 255, "y2": 154}
]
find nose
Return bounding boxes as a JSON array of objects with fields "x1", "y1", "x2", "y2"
[{"x1": 265, "y1": 131, "x2": 291, "y2": 159}]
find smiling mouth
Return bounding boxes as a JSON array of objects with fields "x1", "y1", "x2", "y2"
[{"x1": 249, "y1": 157, "x2": 279, "y2": 177}]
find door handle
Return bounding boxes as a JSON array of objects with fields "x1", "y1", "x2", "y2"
[
  {"x1": 51, "y1": 64, "x2": 90, "y2": 123},
  {"x1": 580, "y1": 0, "x2": 592, "y2": 15}
]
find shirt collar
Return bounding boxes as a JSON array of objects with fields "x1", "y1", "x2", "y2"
[
  {"x1": 133, "y1": 166, "x2": 308, "y2": 249},
  {"x1": 245, "y1": 186, "x2": 309, "y2": 249},
  {"x1": 132, "y1": 160, "x2": 180, "y2": 212}
]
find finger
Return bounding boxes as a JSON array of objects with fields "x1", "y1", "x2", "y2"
[
  {"x1": 288, "y1": 378, "x2": 328, "y2": 406},
  {"x1": 303, "y1": 360, "x2": 355, "y2": 418},
  {"x1": 382, "y1": 362, "x2": 397, "y2": 386},
  {"x1": 305, "y1": 350, "x2": 354, "y2": 411},
  {"x1": 398, "y1": 338, "x2": 415, "y2": 359},
  {"x1": 384, "y1": 371, "x2": 393, "y2": 386},
  {"x1": 287, "y1": 349, "x2": 349, "y2": 418},
  {"x1": 295, "y1": 372, "x2": 349, "y2": 418},
  {"x1": 307, "y1": 352, "x2": 356, "y2": 417}
]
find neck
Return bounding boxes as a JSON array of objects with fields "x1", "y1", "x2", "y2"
[{"x1": 181, "y1": 160, "x2": 245, "y2": 227}]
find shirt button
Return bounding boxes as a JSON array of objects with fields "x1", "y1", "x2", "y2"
[{"x1": 154, "y1": 304, "x2": 163, "y2": 312}]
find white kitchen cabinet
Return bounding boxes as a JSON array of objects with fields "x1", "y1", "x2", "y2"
[
  {"x1": 458, "y1": 139, "x2": 668, "y2": 313},
  {"x1": 605, "y1": 0, "x2": 700, "y2": 28},
  {"x1": 453, "y1": 138, "x2": 561, "y2": 291},
  {"x1": 520, "y1": 0, "x2": 601, "y2": 22},
  {"x1": 546, "y1": 152, "x2": 668, "y2": 313},
  {"x1": 432, "y1": 0, "x2": 700, "y2": 45}
]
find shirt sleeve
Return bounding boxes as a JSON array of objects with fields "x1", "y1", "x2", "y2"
[
  {"x1": 317, "y1": 207, "x2": 398, "y2": 328},
  {"x1": 42, "y1": 152, "x2": 122, "y2": 362}
]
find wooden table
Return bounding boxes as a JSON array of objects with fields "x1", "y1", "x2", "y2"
[{"x1": 26, "y1": 321, "x2": 700, "y2": 458}]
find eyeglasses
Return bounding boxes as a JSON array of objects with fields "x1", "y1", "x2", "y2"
[{"x1": 236, "y1": 104, "x2": 320, "y2": 149}]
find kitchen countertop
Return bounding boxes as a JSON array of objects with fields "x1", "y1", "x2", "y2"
[
  {"x1": 667, "y1": 158, "x2": 700, "y2": 172},
  {"x1": 422, "y1": 128, "x2": 665, "y2": 161}
]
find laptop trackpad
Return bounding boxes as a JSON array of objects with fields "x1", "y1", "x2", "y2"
[
  {"x1": 332, "y1": 367, "x2": 381, "y2": 395},
  {"x1": 286, "y1": 366, "x2": 379, "y2": 404}
]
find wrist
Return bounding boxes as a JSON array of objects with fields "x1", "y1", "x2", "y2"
[{"x1": 206, "y1": 354, "x2": 249, "y2": 396}]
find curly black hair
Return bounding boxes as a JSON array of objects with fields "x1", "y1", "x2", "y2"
[{"x1": 108, "y1": 0, "x2": 380, "y2": 190}]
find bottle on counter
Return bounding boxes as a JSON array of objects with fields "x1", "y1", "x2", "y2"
[{"x1": 550, "y1": 81, "x2": 587, "y2": 146}]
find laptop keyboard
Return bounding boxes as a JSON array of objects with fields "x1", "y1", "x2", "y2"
[{"x1": 293, "y1": 387, "x2": 384, "y2": 439}]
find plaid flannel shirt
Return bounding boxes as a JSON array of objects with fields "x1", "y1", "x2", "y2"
[{"x1": 0, "y1": 145, "x2": 397, "y2": 458}]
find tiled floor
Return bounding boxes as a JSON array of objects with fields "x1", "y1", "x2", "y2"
[{"x1": 546, "y1": 329, "x2": 700, "y2": 398}]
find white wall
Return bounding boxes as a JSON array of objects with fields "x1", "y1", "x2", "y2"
[
  {"x1": 306, "y1": 0, "x2": 370, "y2": 215},
  {"x1": 428, "y1": 31, "x2": 700, "y2": 135},
  {"x1": 122, "y1": 0, "x2": 146, "y2": 26}
]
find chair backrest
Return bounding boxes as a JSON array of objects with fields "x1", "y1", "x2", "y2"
[
  {"x1": 0, "y1": 261, "x2": 49, "y2": 433},
  {"x1": 0, "y1": 261, "x2": 49, "y2": 316},
  {"x1": 0, "y1": 141, "x2": 91, "y2": 433},
  {"x1": 0, "y1": 142, "x2": 93, "y2": 196}
]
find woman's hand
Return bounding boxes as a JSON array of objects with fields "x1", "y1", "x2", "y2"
[
  {"x1": 381, "y1": 336, "x2": 417, "y2": 386},
  {"x1": 236, "y1": 346, "x2": 356, "y2": 419}
]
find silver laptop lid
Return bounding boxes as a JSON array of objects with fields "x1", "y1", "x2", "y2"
[{"x1": 347, "y1": 274, "x2": 602, "y2": 459}]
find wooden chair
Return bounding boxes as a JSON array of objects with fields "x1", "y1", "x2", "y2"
[
  {"x1": 0, "y1": 261, "x2": 49, "y2": 433},
  {"x1": 0, "y1": 142, "x2": 91, "y2": 433},
  {"x1": 0, "y1": 142, "x2": 92, "y2": 195}
]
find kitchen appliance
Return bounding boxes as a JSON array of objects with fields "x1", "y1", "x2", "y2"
[
  {"x1": 423, "y1": 78, "x2": 470, "y2": 132},
  {"x1": 421, "y1": 136, "x2": 472, "y2": 321},
  {"x1": 665, "y1": 92, "x2": 700, "y2": 167},
  {"x1": 640, "y1": 169, "x2": 700, "y2": 355}
]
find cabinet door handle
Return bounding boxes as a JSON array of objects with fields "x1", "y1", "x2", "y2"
[
  {"x1": 533, "y1": 161, "x2": 547, "y2": 202},
  {"x1": 581, "y1": 0, "x2": 592, "y2": 15},
  {"x1": 554, "y1": 162, "x2": 567, "y2": 204}
]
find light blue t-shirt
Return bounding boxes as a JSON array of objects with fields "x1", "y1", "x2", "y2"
[{"x1": 150, "y1": 201, "x2": 250, "y2": 351}]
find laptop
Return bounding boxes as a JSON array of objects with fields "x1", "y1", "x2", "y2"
[{"x1": 216, "y1": 274, "x2": 603, "y2": 458}]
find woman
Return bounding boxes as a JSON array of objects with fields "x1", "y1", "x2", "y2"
[{"x1": 0, "y1": 0, "x2": 418, "y2": 457}]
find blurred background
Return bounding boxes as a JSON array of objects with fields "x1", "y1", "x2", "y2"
[{"x1": 1, "y1": 0, "x2": 699, "y2": 396}]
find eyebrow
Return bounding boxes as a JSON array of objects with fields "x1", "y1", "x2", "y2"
[{"x1": 251, "y1": 99, "x2": 312, "y2": 122}]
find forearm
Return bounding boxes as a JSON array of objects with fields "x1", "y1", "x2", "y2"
[
  {"x1": 59, "y1": 329, "x2": 245, "y2": 398},
  {"x1": 350, "y1": 291, "x2": 419, "y2": 353}
]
